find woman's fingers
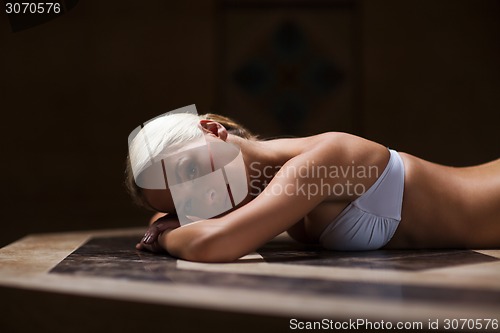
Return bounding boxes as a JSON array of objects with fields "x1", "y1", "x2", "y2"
[
  {"x1": 138, "y1": 214, "x2": 181, "y2": 252},
  {"x1": 142, "y1": 218, "x2": 180, "y2": 244},
  {"x1": 136, "y1": 240, "x2": 165, "y2": 253}
]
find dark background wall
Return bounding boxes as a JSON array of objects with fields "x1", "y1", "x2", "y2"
[{"x1": 1, "y1": 0, "x2": 499, "y2": 247}]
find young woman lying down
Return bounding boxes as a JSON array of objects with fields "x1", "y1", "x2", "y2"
[{"x1": 126, "y1": 105, "x2": 500, "y2": 262}]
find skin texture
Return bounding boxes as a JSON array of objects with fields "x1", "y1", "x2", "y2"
[{"x1": 136, "y1": 121, "x2": 500, "y2": 262}]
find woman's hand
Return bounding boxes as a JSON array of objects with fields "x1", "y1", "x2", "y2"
[{"x1": 136, "y1": 214, "x2": 181, "y2": 253}]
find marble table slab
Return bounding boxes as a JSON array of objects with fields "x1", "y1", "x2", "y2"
[{"x1": 1, "y1": 228, "x2": 500, "y2": 332}]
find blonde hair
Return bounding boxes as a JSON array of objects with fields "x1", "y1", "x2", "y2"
[{"x1": 125, "y1": 112, "x2": 255, "y2": 210}]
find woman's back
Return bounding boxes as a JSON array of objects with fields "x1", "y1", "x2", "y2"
[{"x1": 386, "y1": 153, "x2": 500, "y2": 249}]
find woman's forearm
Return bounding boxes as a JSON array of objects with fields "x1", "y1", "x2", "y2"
[{"x1": 160, "y1": 218, "x2": 238, "y2": 262}]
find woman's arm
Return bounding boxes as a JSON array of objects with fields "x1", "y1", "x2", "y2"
[
  {"x1": 162, "y1": 134, "x2": 355, "y2": 262},
  {"x1": 149, "y1": 212, "x2": 166, "y2": 225},
  {"x1": 162, "y1": 162, "x2": 326, "y2": 261},
  {"x1": 154, "y1": 132, "x2": 388, "y2": 262}
]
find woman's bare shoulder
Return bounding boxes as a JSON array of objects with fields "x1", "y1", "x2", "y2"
[
  {"x1": 271, "y1": 132, "x2": 347, "y2": 144},
  {"x1": 265, "y1": 132, "x2": 358, "y2": 155},
  {"x1": 265, "y1": 132, "x2": 389, "y2": 171}
]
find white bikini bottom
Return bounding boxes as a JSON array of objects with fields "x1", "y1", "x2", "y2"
[{"x1": 319, "y1": 149, "x2": 405, "y2": 251}]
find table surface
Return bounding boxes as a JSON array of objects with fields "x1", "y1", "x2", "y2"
[{"x1": 1, "y1": 228, "x2": 500, "y2": 327}]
